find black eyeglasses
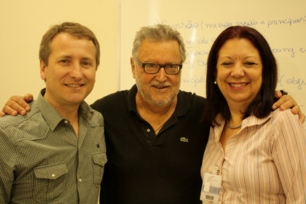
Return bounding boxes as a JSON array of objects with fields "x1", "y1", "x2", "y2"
[{"x1": 135, "y1": 58, "x2": 182, "y2": 75}]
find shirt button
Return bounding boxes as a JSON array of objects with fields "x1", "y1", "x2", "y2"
[
  {"x1": 51, "y1": 174, "x2": 56, "y2": 177},
  {"x1": 147, "y1": 129, "x2": 151, "y2": 132},
  {"x1": 79, "y1": 178, "x2": 82, "y2": 182},
  {"x1": 64, "y1": 120, "x2": 69, "y2": 124}
]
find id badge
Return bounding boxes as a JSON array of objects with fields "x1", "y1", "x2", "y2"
[{"x1": 200, "y1": 172, "x2": 222, "y2": 203}]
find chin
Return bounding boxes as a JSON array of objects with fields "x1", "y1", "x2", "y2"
[
  {"x1": 152, "y1": 97, "x2": 172, "y2": 107},
  {"x1": 66, "y1": 95, "x2": 86, "y2": 104}
]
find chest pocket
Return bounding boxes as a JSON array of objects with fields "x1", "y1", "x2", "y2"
[
  {"x1": 92, "y1": 153, "x2": 107, "y2": 187},
  {"x1": 33, "y1": 164, "x2": 68, "y2": 203}
]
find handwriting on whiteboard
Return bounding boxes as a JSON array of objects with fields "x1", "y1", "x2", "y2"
[
  {"x1": 155, "y1": 15, "x2": 306, "y2": 30},
  {"x1": 279, "y1": 75, "x2": 306, "y2": 90},
  {"x1": 153, "y1": 16, "x2": 306, "y2": 93}
]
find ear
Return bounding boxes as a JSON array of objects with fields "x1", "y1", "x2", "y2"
[
  {"x1": 130, "y1": 57, "x2": 136, "y2": 79},
  {"x1": 40, "y1": 60, "x2": 47, "y2": 81}
]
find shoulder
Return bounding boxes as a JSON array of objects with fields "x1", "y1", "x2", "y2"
[
  {"x1": 91, "y1": 90, "x2": 129, "y2": 114},
  {"x1": 179, "y1": 90, "x2": 206, "y2": 102},
  {"x1": 269, "y1": 108, "x2": 304, "y2": 133},
  {"x1": 178, "y1": 90, "x2": 207, "y2": 110},
  {"x1": 80, "y1": 101, "x2": 104, "y2": 124},
  {"x1": 0, "y1": 115, "x2": 27, "y2": 131},
  {"x1": 271, "y1": 108, "x2": 299, "y2": 122},
  {"x1": 0, "y1": 103, "x2": 47, "y2": 142},
  {"x1": 101, "y1": 89, "x2": 129, "y2": 102},
  {"x1": 0, "y1": 102, "x2": 39, "y2": 127}
]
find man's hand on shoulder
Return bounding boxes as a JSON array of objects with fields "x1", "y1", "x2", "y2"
[
  {"x1": 273, "y1": 90, "x2": 305, "y2": 123},
  {"x1": 1, "y1": 94, "x2": 34, "y2": 117}
]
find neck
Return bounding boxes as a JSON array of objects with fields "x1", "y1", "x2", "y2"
[
  {"x1": 227, "y1": 108, "x2": 243, "y2": 130},
  {"x1": 58, "y1": 107, "x2": 80, "y2": 136},
  {"x1": 43, "y1": 94, "x2": 80, "y2": 136},
  {"x1": 227, "y1": 122, "x2": 242, "y2": 129},
  {"x1": 136, "y1": 92, "x2": 177, "y2": 134},
  {"x1": 48, "y1": 102, "x2": 80, "y2": 135}
]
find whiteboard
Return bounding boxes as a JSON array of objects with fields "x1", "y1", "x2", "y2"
[{"x1": 120, "y1": 0, "x2": 306, "y2": 119}]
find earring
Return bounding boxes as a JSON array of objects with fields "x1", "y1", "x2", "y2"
[{"x1": 214, "y1": 81, "x2": 217, "y2": 84}]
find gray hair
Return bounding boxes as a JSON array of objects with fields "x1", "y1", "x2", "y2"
[{"x1": 132, "y1": 24, "x2": 186, "y2": 63}]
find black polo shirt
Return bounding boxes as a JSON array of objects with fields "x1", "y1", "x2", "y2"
[{"x1": 91, "y1": 85, "x2": 209, "y2": 204}]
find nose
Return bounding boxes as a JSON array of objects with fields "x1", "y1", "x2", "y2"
[
  {"x1": 69, "y1": 63, "x2": 83, "y2": 79},
  {"x1": 231, "y1": 63, "x2": 245, "y2": 77},
  {"x1": 155, "y1": 67, "x2": 167, "y2": 81}
]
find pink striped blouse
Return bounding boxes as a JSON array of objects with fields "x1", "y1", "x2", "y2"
[{"x1": 201, "y1": 109, "x2": 306, "y2": 203}]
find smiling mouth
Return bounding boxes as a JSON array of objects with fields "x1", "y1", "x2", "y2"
[
  {"x1": 153, "y1": 85, "x2": 169, "y2": 89},
  {"x1": 229, "y1": 83, "x2": 248, "y2": 87},
  {"x1": 66, "y1": 84, "x2": 84, "y2": 88}
]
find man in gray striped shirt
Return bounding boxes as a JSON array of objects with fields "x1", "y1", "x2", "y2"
[{"x1": 0, "y1": 22, "x2": 107, "y2": 203}]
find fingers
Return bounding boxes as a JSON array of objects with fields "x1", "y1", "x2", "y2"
[
  {"x1": 298, "y1": 111, "x2": 305, "y2": 124},
  {"x1": 24, "y1": 93, "x2": 34, "y2": 103},
  {"x1": 272, "y1": 95, "x2": 288, "y2": 110},
  {"x1": 272, "y1": 90, "x2": 285, "y2": 109},
  {"x1": 274, "y1": 90, "x2": 282, "y2": 98},
  {"x1": 272, "y1": 95, "x2": 296, "y2": 111},
  {"x1": 1, "y1": 95, "x2": 31, "y2": 116},
  {"x1": 0, "y1": 111, "x2": 7, "y2": 117},
  {"x1": 1, "y1": 105, "x2": 19, "y2": 116},
  {"x1": 272, "y1": 94, "x2": 305, "y2": 123},
  {"x1": 290, "y1": 103, "x2": 305, "y2": 123}
]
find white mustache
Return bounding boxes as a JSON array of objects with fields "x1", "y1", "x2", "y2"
[{"x1": 150, "y1": 81, "x2": 172, "y2": 86}]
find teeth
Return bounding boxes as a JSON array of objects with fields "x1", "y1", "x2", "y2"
[
  {"x1": 230, "y1": 83, "x2": 245, "y2": 87},
  {"x1": 67, "y1": 84, "x2": 82, "y2": 87}
]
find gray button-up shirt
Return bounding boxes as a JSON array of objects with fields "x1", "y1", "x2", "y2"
[{"x1": 0, "y1": 90, "x2": 107, "y2": 203}]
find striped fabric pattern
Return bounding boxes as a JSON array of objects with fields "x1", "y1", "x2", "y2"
[{"x1": 201, "y1": 109, "x2": 306, "y2": 203}]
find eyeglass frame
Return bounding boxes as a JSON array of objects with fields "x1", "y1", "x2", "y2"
[{"x1": 134, "y1": 58, "x2": 183, "y2": 75}]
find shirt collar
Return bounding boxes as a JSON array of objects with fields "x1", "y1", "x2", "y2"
[
  {"x1": 213, "y1": 113, "x2": 273, "y2": 142},
  {"x1": 36, "y1": 89, "x2": 99, "y2": 131},
  {"x1": 215, "y1": 113, "x2": 273, "y2": 127}
]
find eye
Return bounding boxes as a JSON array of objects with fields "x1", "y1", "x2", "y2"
[
  {"x1": 59, "y1": 59, "x2": 70, "y2": 65},
  {"x1": 221, "y1": 62, "x2": 233, "y2": 67},
  {"x1": 166, "y1": 64, "x2": 176, "y2": 69},
  {"x1": 81, "y1": 60, "x2": 93, "y2": 67},
  {"x1": 244, "y1": 62, "x2": 257, "y2": 67},
  {"x1": 146, "y1": 63, "x2": 155, "y2": 68}
]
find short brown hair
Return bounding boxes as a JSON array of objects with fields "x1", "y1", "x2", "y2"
[{"x1": 39, "y1": 22, "x2": 100, "y2": 68}]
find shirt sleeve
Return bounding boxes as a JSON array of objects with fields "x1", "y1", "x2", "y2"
[
  {"x1": 0, "y1": 130, "x2": 16, "y2": 203},
  {"x1": 271, "y1": 110, "x2": 306, "y2": 203}
]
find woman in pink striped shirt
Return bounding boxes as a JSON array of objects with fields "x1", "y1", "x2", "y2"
[{"x1": 201, "y1": 26, "x2": 306, "y2": 203}]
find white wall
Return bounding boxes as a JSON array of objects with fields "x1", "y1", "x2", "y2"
[
  {"x1": 1, "y1": 0, "x2": 306, "y2": 121},
  {"x1": 0, "y1": 0, "x2": 119, "y2": 107}
]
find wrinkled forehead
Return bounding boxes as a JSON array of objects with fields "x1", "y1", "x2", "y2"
[{"x1": 137, "y1": 39, "x2": 181, "y2": 61}]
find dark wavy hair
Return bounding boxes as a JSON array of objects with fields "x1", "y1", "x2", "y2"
[{"x1": 202, "y1": 26, "x2": 278, "y2": 127}]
